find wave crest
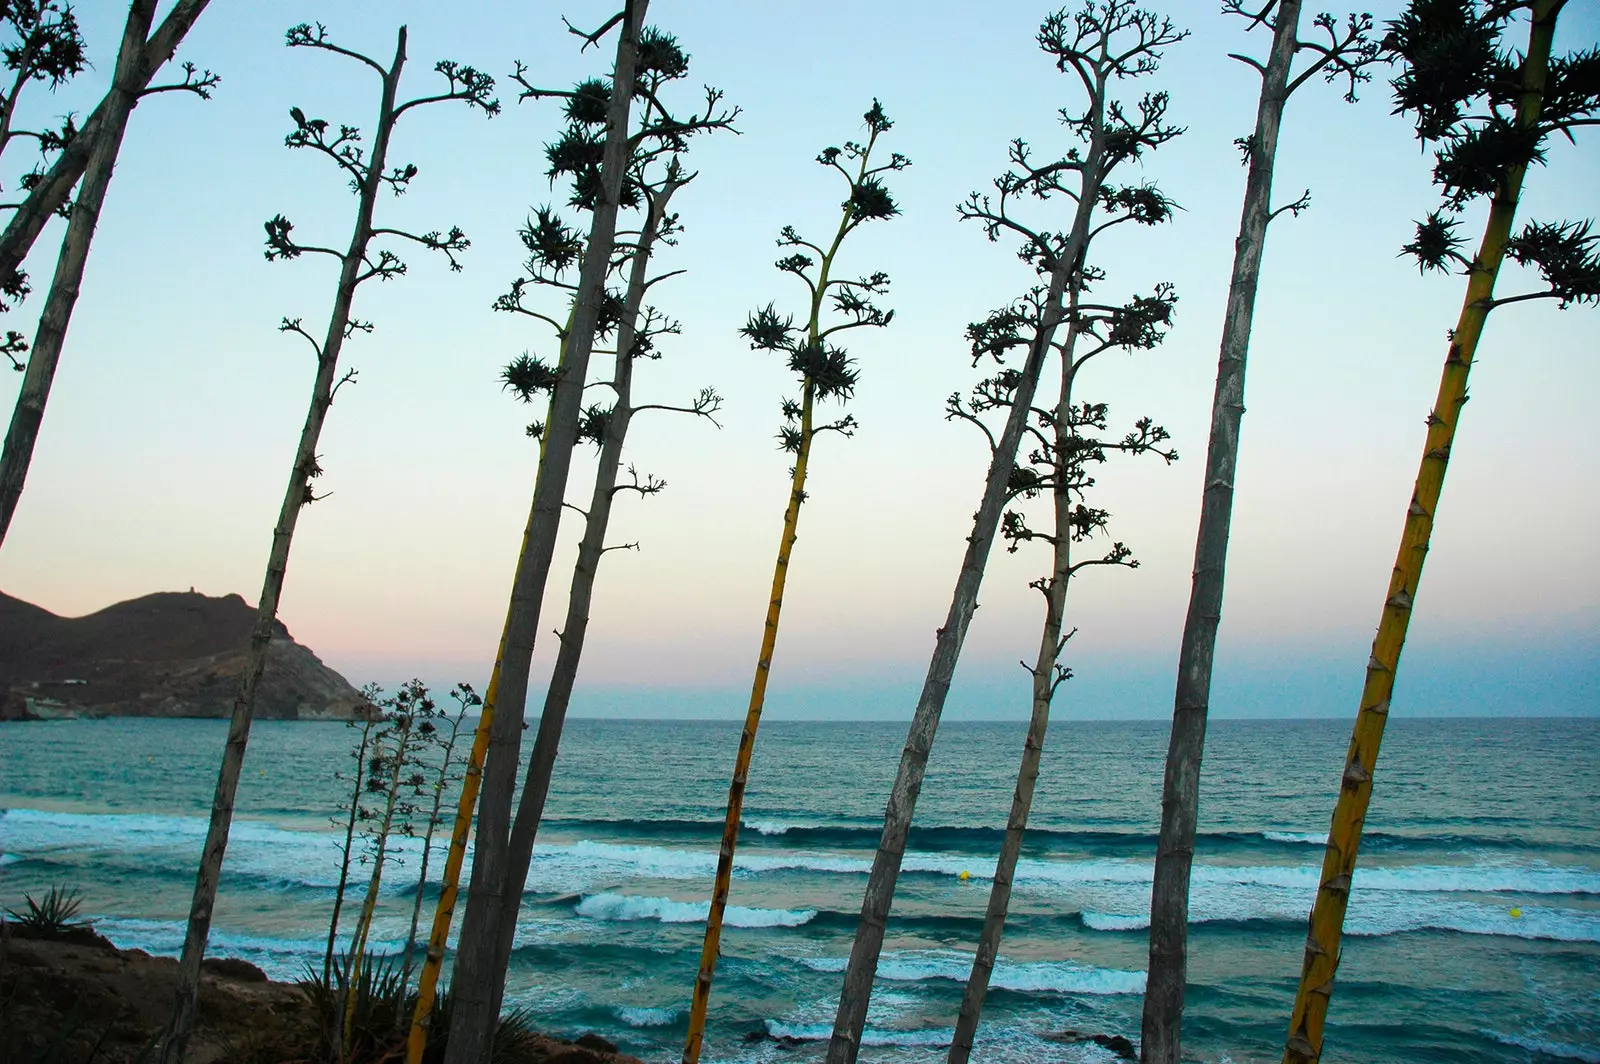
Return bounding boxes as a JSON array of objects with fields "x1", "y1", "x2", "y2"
[{"x1": 574, "y1": 892, "x2": 816, "y2": 928}]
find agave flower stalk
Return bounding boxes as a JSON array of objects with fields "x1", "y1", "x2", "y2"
[
  {"x1": 397, "y1": 683, "x2": 476, "y2": 1005},
  {"x1": 0, "y1": 0, "x2": 211, "y2": 316},
  {"x1": 341, "y1": 685, "x2": 427, "y2": 1063},
  {"x1": 681, "y1": 101, "x2": 905, "y2": 1064},
  {"x1": 160, "y1": 27, "x2": 497, "y2": 1062},
  {"x1": 0, "y1": 3, "x2": 216, "y2": 546},
  {"x1": 828, "y1": 7, "x2": 1184, "y2": 1060},
  {"x1": 949, "y1": 280, "x2": 1179, "y2": 1063},
  {"x1": 402, "y1": 0, "x2": 650, "y2": 1038},
  {"x1": 0, "y1": 0, "x2": 87, "y2": 183},
  {"x1": 1285, "y1": 2, "x2": 1596, "y2": 1059},
  {"x1": 421, "y1": 10, "x2": 734, "y2": 1061},
  {"x1": 325, "y1": 697, "x2": 381, "y2": 984},
  {"x1": 478, "y1": 158, "x2": 726, "y2": 1025},
  {"x1": 1141, "y1": 5, "x2": 1381, "y2": 1060}
]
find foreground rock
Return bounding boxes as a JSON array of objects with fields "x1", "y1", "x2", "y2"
[
  {"x1": 0, "y1": 926, "x2": 643, "y2": 1064},
  {"x1": 0, "y1": 590, "x2": 373, "y2": 721}
]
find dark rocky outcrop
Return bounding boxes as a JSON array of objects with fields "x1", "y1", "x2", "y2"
[
  {"x1": 0, "y1": 590, "x2": 373, "y2": 721},
  {"x1": 0, "y1": 928, "x2": 647, "y2": 1064},
  {"x1": 1046, "y1": 1028, "x2": 1138, "y2": 1060}
]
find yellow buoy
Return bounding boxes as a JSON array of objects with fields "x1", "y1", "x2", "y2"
[
  {"x1": 1509, "y1": 907, "x2": 1523, "y2": 918},
  {"x1": 958, "y1": 870, "x2": 971, "y2": 882}
]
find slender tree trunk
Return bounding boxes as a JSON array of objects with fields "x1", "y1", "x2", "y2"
[
  {"x1": 430, "y1": 8, "x2": 646, "y2": 1062},
  {"x1": 1282, "y1": 7, "x2": 1556, "y2": 1061},
  {"x1": 1140, "y1": 6, "x2": 1300, "y2": 1062},
  {"x1": 479, "y1": 178, "x2": 681, "y2": 1022},
  {"x1": 162, "y1": 30, "x2": 408, "y2": 1063},
  {"x1": 682, "y1": 383, "x2": 814, "y2": 1064},
  {"x1": 0, "y1": 0, "x2": 210, "y2": 304},
  {"x1": 948, "y1": 317, "x2": 1083, "y2": 1064},
  {"x1": 327, "y1": 718, "x2": 377, "y2": 984},
  {"x1": 343, "y1": 721, "x2": 414, "y2": 1063},
  {"x1": 827, "y1": 117, "x2": 1105, "y2": 1064},
  {"x1": 0, "y1": 0, "x2": 154, "y2": 547},
  {"x1": 400, "y1": 705, "x2": 467, "y2": 1003},
  {"x1": 407, "y1": 631, "x2": 504, "y2": 1062}
]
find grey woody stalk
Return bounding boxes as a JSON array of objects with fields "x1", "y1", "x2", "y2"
[
  {"x1": 0, "y1": 0, "x2": 211, "y2": 310},
  {"x1": 0, "y1": 0, "x2": 216, "y2": 546},
  {"x1": 482, "y1": 170, "x2": 705, "y2": 1025},
  {"x1": 324, "y1": 708, "x2": 379, "y2": 984},
  {"x1": 439, "y1": 6, "x2": 647, "y2": 1061},
  {"x1": 827, "y1": 6, "x2": 1184, "y2": 1060},
  {"x1": 1141, "y1": 5, "x2": 1379, "y2": 1060},
  {"x1": 949, "y1": 308, "x2": 1087, "y2": 1064},
  {"x1": 162, "y1": 26, "x2": 496, "y2": 1061},
  {"x1": 950, "y1": 279, "x2": 1179, "y2": 1061}
]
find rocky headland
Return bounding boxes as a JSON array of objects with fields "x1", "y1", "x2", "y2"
[{"x1": 0, "y1": 590, "x2": 373, "y2": 722}]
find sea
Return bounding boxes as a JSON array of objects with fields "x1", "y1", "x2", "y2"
[{"x1": 1, "y1": 716, "x2": 1597, "y2": 1063}]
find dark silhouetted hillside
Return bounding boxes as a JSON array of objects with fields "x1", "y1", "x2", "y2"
[{"x1": 0, "y1": 590, "x2": 372, "y2": 721}]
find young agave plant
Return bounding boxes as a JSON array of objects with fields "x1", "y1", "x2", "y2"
[
  {"x1": 161, "y1": 25, "x2": 496, "y2": 1063},
  {"x1": 947, "y1": 274, "x2": 1178, "y2": 1064},
  {"x1": 0, "y1": 1, "x2": 216, "y2": 547},
  {"x1": 682, "y1": 100, "x2": 906, "y2": 1064},
  {"x1": 324, "y1": 691, "x2": 382, "y2": 984},
  {"x1": 339, "y1": 681, "x2": 431, "y2": 1063},
  {"x1": 829, "y1": 6, "x2": 1184, "y2": 1060},
  {"x1": 396, "y1": 682, "x2": 476, "y2": 1004},
  {"x1": 1285, "y1": 2, "x2": 1597, "y2": 1060}
]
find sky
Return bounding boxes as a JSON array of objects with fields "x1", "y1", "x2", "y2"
[{"x1": 0, "y1": 0, "x2": 1595, "y2": 720}]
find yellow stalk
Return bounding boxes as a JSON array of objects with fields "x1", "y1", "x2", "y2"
[
  {"x1": 1282, "y1": 5, "x2": 1558, "y2": 1060},
  {"x1": 681, "y1": 384, "x2": 814, "y2": 1064},
  {"x1": 406, "y1": 308, "x2": 572, "y2": 1064},
  {"x1": 682, "y1": 120, "x2": 880, "y2": 1062},
  {"x1": 405, "y1": 645, "x2": 501, "y2": 1062},
  {"x1": 406, "y1": 590, "x2": 517, "y2": 1061}
]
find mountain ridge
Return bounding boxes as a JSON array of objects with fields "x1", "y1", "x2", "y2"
[{"x1": 0, "y1": 589, "x2": 373, "y2": 721}]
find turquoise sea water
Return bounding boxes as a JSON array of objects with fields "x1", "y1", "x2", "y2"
[{"x1": 1, "y1": 716, "x2": 1597, "y2": 1063}]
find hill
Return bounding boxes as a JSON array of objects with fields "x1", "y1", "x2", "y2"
[{"x1": 0, "y1": 590, "x2": 372, "y2": 721}]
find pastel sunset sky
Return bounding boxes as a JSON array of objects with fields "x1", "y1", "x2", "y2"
[{"x1": 1, "y1": 0, "x2": 1594, "y2": 718}]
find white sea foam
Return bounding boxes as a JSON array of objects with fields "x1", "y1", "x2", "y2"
[
  {"x1": 1488, "y1": 1031, "x2": 1600, "y2": 1063},
  {"x1": 1084, "y1": 895, "x2": 1600, "y2": 943},
  {"x1": 1082, "y1": 911, "x2": 1147, "y2": 931},
  {"x1": 7, "y1": 808, "x2": 1598, "y2": 948},
  {"x1": 18, "y1": 807, "x2": 1593, "y2": 899},
  {"x1": 1263, "y1": 831, "x2": 1328, "y2": 845},
  {"x1": 0, "y1": 807, "x2": 448, "y2": 894},
  {"x1": 765, "y1": 1020, "x2": 956, "y2": 1047},
  {"x1": 798, "y1": 948, "x2": 1144, "y2": 996},
  {"x1": 575, "y1": 892, "x2": 816, "y2": 928},
  {"x1": 616, "y1": 1005, "x2": 681, "y2": 1027},
  {"x1": 743, "y1": 820, "x2": 795, "y2": 836}
]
